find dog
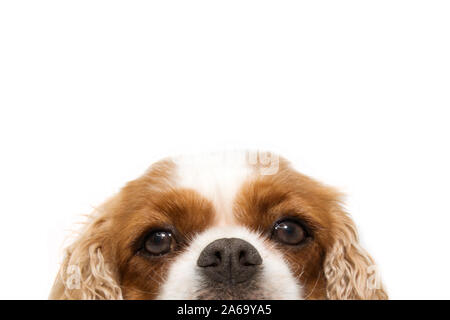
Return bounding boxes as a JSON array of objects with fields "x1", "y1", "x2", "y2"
[{"x1": 50, "y1": 151, "x2": 387, "y2": 299}]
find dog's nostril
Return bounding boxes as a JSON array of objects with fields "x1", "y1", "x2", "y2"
[
  {"x1": 239, "y1": 250, "x2": 252, "y2": 266},
  {"x1": 197, "y1": 238, "x2": 262, "y2": 284},
  {"x1": 240, "y1": 248, "x2": 262, "y2": 267},
  {"x1": 239, "y1": 250, "x2": 246, "y2": 263},
  {"x1": 214, "y1": 251, "x2": 222, "y2": 263}
]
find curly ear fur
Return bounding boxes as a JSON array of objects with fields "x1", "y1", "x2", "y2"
[
  {"x1": 324, "y1": 213, "x2": 388, "y2": 299},
  {"x1": 49, "y1": 200, "x2": 123, "y2": 300}
]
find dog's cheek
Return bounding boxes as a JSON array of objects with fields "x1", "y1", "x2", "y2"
[
  {"x1": 155, "y1": 245, "x2": 204, "y2": 299},
  {"x1": 276, "y1": 241, "x2": 328, "y2": 299},
  {"x1": 120, "y1": 256, "x2": 171, "y2": 300}
]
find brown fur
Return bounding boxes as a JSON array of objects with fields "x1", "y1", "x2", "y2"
[{"x1": 50, "y1": 155, "x2": 387, "y2": 300}]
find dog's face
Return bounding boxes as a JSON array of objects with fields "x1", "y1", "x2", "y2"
[{"x1": 50, "y1": 152, "x2": 387, "y2": 300}]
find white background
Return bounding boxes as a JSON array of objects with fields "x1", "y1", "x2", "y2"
[{"x1": 1, "y1": 1, "x2": 449, "y2": 299}]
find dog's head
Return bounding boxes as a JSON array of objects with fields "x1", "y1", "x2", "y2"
[{"x1": 50, "y1": 152, "x2": 387, "y2": 300}]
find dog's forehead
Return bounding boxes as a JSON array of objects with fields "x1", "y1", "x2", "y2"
[{"x1": 172, "y1": 152, "x2": 257, "y2": 225}]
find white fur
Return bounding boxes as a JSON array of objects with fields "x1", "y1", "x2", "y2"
[
  {"x1": 173, "y1": 152, "x2": 255, "y2": 225},
  {"x1": 157, "y1": 226, "x2": 303, "y2": 300}
]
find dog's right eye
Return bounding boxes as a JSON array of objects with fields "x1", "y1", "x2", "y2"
[{"x1": 143, "y1": 230, "x2": 174, "y2": 255}]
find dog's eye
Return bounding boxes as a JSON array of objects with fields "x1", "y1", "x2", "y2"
[
  {"x1": 144, "y1": 230, "x2": 173, "y2": 255},
  {"x1": 272, "y1": 219, "x2": 307, "y2": 245}
]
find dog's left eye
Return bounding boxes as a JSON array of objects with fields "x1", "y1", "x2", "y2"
[
  {"x1": 143, "y1": 230, "x2": 174, "y2": 255},
  {"x1": 272, "y1": 219, "x2": 308, "y2": 245}
]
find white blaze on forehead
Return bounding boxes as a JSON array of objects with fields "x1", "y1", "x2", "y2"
[{"x1": 173, "y1": 152, "x2": 255, "y2": 225}]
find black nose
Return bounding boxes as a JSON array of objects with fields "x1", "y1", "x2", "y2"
[{"x1": 197, "y1": 238, "x2": 262, "y2": 285}]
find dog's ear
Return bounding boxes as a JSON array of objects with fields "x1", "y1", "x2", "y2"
[
  {"x1": 49, "y1": 199, "x2": 123, "y2": 300},
  {"x1": 323, "y1": 211, "x2": 388, "y2": 300}
]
